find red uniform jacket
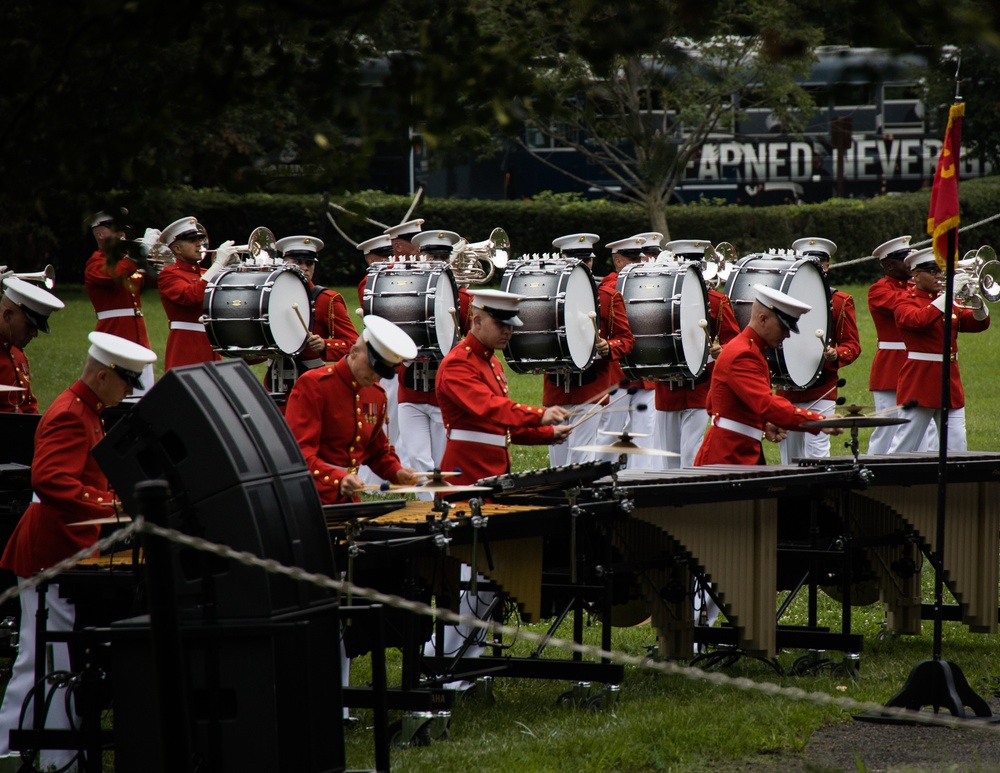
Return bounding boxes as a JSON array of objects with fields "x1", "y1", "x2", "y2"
[
  {"x1": 894, "y1": 288, "x2": 990, "y2": 409},
  {"x1": 1, "y1": 381, "x2": 110, "y2": 576},
  {"x1": 656, "y1": 288, "x2": 740, "y2": 411},
  {"x1": 868, "y1": 276, "x2": 910, "y2": 391},
  {"x1": 312, "y1": 287, "x2": 359, "y2": 364},
  {"x1": 694, "y1": 327, "x2": 826, "y2": 466},
  {"x1": 84, "y1": 250, "x2": 152, "y2": 347},
  {"x1": 543, "y1": 272, "x2": 634, "y2": 406},
  {"x1": 776, "y1": 290, "x2": 860, "y2": 404},
  {"x1": 284, "y1": 358, "x2": 404, "y2": 505},
  {"x1": 0, "y1": 334, "x2": 38, "y2": 414},
  {"x1": 438, "y1": 333, "x2": 554, "y2": 485},
  {"x1": 157, "y1": 260, "x2": 221, "y2": 371}
]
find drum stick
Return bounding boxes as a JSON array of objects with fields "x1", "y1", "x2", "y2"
[
  {"x1": 291, "y1": 303, "x2": 310, "y2": 335},
  {"x1": 698, "y1": 318, "x2": 710, "y2": 342},
  {"x1": 870, "y1": 399, "x2": 918, "y2": 417},
  {"x1": 803, "y1": 378, "x2": 847, "y2": 411},
  {"x1": 588, "y1": 311, "x2": 600, "y2": 343},
  {"x1": 569, "y1": 386, "x2": 638, "y2": 429}
]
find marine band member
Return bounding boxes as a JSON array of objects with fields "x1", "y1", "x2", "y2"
[{"x1": 0, "y1": 277, "x2": 65, "y2": 413}]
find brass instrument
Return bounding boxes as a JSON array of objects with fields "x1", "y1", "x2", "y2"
[
  {"x1": 701, "y1": 242, "x2": 737, "y2": 289},
  {"x1": 954, "y1": 245, "x2": 1000, "y2": 310},
  {"x1": 203, "y1": 226, "x2": 278, "y2": 266},
  {"x1": 0, "y1": 265, "x2": 55, "y2": 290},
  {"x1": 448, "y1": 227, "x2": 510, "y2": 285}
]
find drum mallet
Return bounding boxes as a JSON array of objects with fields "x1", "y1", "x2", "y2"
[
  {"x1": 569, "y1": 385, "x2": 639, "y2": 430},
  {"x1": 291, "y1": 303, "x2": 310, "y2": 335},
  {"x1": 803, "y1": 378, "x2": 847, "y2": 411},
  {"x1": 588, "y1": 311, "x2": 601, "y2": 347}
]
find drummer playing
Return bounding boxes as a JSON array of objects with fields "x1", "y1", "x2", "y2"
[
  {"x1": 284, "y1": 315, "x2": 420, "y2": 504},
  {"x1": 437, "y1": 289, "x2": 572, "y2": 485},
  {"x1": 157, "y1": 216, "x2": 238, "y2": 372},
  {"x1": 694, "y1": 286, "x2": 838, "y2": 466}
]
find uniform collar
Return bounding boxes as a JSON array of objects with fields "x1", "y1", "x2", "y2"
[
  {"x1": 69, "y1": 380, "x2": 105, "y2": 415},
  {"x1": 744, "y1": 326, "x2": 767, "y2": 352},
  {"x1": 465, "y1": 332, "x2": 494, "y2": 360},
  {"x1": 0, "y1": 333, "x2": 10, "y2": 352}
]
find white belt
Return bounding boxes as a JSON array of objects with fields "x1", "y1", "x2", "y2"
[
  {"x1": 714, "y1": 416, "x2": 761, "y2": 440},
  {"x1": 449, "y1": 428, "x2": 507, "y2": 448},
  {"x1": 170, "y1": 321, "x2": 206, "y2": 332},
  {"x1": 97, "y1": 308, "x2": 138, "y2": 320},
  {"x1": 31, "y1": 492, "x2": 40, "y2": 504},
  {"x1": 877, "y1": 341, "x2": 905, "y2": 350},
  {"x1": 908, "y1": 351, "x2": 955, "y2": 362},
  {"x1": 300, "y1": 357, "x2": 324, "y2": 369}
]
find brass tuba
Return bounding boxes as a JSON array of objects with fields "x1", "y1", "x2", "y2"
[
  {"x1": 954, "y1": 245, "x2": 1000, "y2": 310},
  {"x1": 449, "y1": 227, "x2": 510, "y2": 285}
]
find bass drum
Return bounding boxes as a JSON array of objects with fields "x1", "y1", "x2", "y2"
[
  {"x1": 724, "y1": 254, "x2": 832, "y2": 389},
  {"x1": 363, "y1": 262, "x2": 459, "y2": 360},
  {"x1": 501, "y1": 259, "x2": 598, "y2": 374},
  {"x1": 616, "y1": 262, "x2": 709, "y2": 382},
  {"x1": 203, "y1": 265, "x2": 311, "y2": 357}
]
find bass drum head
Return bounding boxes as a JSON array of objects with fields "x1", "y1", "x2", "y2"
[
  {"x1": 565, "y1": 264, "x2": 599, "y2": 369},
  {"x1": 432, "y1": 269, "x2": 458, "y2": 356},
  {"x1": 777, "y1": 260, "x2": 830, "y2": 388},
  {"x1": 679, "y1": 264, "x2": 710, "y2": 378},
  {"x1": 269, "y1": 267, "x2": 311, "y2": 355}
]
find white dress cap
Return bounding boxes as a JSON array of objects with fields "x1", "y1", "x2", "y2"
[
  {"x1": 754, "y1": 284, "x2": 812, "y2": 333},
  {"x1": 634, "y1": 232, "x2": 664, "y2": 251},
  {"x1": 552, "y1": 233, "x2": 600, "y2": 255},
  {"x1": 363, "y1": 315, "x2": 418, "y2": 364},
  {"x1": 276, "y1": 235, "x2": 324, "y2": 262},
  {"x1": 357, "y1": 234, "x2": 393, "y2": 254},
  {"x1": 383, "y1": 219, "x2": 425, "y2": 239},
  {"x1": 2, "y1": 276, "x2": 65, "y2": 333},
  {"x1": 467, "y1": 288, "x2": 526, "y2": 327},
  {"x1": 664, "y1": 239, "x2": 712, "y2": 260},
  {"x1": 411, "y1": 230, "x2": 461, "y2": 253},
  {"x1": 160, "y1": 216, "x2": 203, "y2": 245},
  {"x1": 87, "y1": 331, "x2": 157, "y2": 389},
  {"x1": 90, "y1": 211, "x2": 116, "y2": 229},
  {"x1": 904, "y1": 247, "x2": 938, "y2": 272},
  {"x1": 606, "y1": 236, "x2": 648, "y2": 255},
  {"x1": 873, "y1": 235, "x2": 913, "y2": 261},
  {"x1": 791, "y1": 237, "x2": 837, "y2": 259}
]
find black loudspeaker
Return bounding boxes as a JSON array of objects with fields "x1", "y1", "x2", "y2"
[
  {"x1": 111, "y1": 604, "x2": 344, "y2": 773},
  {"x1": 93, "y1": 360, "x2": 337, "y2": 619}
]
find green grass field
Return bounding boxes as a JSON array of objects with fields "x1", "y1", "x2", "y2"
[{"x1": 17, "y1": 283, "x2": 1000, "y2": 772}]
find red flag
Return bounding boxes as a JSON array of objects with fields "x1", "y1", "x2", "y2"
[{"x1": 927, "y1": 102, "x2": 965, "y2": 270}]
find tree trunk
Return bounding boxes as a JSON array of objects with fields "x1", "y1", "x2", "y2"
[{"x1": 646, "y1": 197, "x2": 670, "y2": 242}]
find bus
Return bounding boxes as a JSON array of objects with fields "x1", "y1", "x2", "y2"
[{"x1": 418, "y1": 46, "x2": 992, "y2": 205}]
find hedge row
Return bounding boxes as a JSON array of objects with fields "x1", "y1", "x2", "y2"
[{"x1": 10, "y1": 177, "x2": 1000, "y2": 286}]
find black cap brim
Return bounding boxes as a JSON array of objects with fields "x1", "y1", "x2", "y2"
[
  {"x1": 18, "y1": 305, "x2": 50, "y2": 334},
  {"x1": 366, "y1": 343, "x2": 397, "y2": 379},
  {"x1": 110, "y1": 364, "x2": 144, "y2": 390}
]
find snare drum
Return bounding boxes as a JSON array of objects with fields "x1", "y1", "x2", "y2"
[
  {"x1": 724, "y1": 254, "x2": 832, "y2": 389},
  {"x1": 501, "y1": 259, "x2": 598, "y2": 374},
  {"x1": 363, "y1": 262, "x2": 458, "y2": 359},
  {"x1": 616, "y1": 262, "x2": 709, "y2": 381},
  {"x1": 203, "y1": 265, "x2": 311, "y2": 357}
]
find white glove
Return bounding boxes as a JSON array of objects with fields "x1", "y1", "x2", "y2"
[
  {"x1": 951, "y1": 271, "x2": 971, "y2": 297},
  {"x1": 974, "y1": 303, "x2": 990, "y2": 321},
  {"x1": 213, "y1": 239, "x2": 238, "y2": 267},
  {"x1": 930, "y1": 294, "x2": 948, "y2": 313},
  {"x1": 201, "y1": 260, "x2": 224, "y2": 284},
  {"x1": 140, "y1": 228, "x2": 162, "y2": 246}
]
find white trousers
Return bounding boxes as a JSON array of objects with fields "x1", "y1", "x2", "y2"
[
  {"x1": 549, "y1": 406, "x2": 602, "y2": 467},
  {"x1": 868, "y1": 390, "x2": 939, "y2": 454},
  {"x1": 888, "y1": 405, "x2": 966, "y2": 454},
  {"x1": 0, "y1": 581, "x2": 79, "y2": 771},
  {"x1": 424, "y1": 566, "x2": 494, "y2": 688},
  {"x1": 655, "y1": 408, "x2": 709, "y2": 469},
  {"x1": 599, "y1": 388, "x2": 658, "y2": 468},
  {"x1": 359, "y1": 376, "x2": 399, "y2": 487},
  {"x1": 779, "y1": 399, "x2": 835, "y2": 463},
  {"x1": 396, "y1": 403, "x2": 447, "y2": 500}
]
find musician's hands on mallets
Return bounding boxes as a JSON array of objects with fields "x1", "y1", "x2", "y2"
[
  {"x1": 339, "y1": 472, "x2": 366, "y2": 498},
  {"x1": 551, "y1": 424, "x2": 573, "y2": 445},
  {"x1": 305, "y1": 332, "x2": 325, "y2": 354},
  {"x1": 763, "y1": 422, "x2": 787, "y2": 443},
  {"x1": 709, "y1": 342, "x2": 722, "y2": 358},
  {"x1": 596, "y1": 337, "x2": 610, "y2": 356},
  {"x1": 542, "y1": 405, "x2": 569, "y2": 426},
  {"x1": 821, "y1": 426, "x2": 844, "y2": 436},
  {"x1": 395, "y1": 467, "x2": 420, "y2": 487},
  {"x1": 823, "y1": 345, "x2": 838, "y2": 363}
]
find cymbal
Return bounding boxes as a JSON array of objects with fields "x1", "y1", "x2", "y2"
[
  {"x1": 800, "y1": 416, "x2": 909, "y2": 429},
  {"x1": 572, "y1": 442, "x2": 679, "y2": 457},
  {"x1": 837, "y1": 404, "x2": 874, "y2": 416},
  {"x1": 412, "y1": 470, "x2": 461, "y2": 478},
  {"x1": 70, "y1": 516, "x2": 133, "y2": 527},
  {"x1": 0, "y1": 385, "x2": 25, "y2": 393}
]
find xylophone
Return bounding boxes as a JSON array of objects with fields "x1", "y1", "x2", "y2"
[{"x1": 800, "y1": 452, "x2": 1000, "y2": 636}]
